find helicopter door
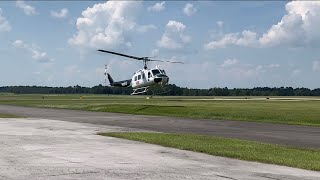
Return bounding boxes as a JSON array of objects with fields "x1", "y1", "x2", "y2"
[{"x1": 147, "y1": 71, "x2": 151, "y2": 81}]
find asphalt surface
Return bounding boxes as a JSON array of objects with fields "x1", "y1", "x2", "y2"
[
  {"x1": 1, "y1": 105, "x2": 320, "y2": 149},
  {"x1": 1, "y1": 118, "x2": 319, "y2": 180}
]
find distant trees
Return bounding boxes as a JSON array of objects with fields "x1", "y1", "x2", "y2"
[{"x1": 0, "y1": 85, "x2": 319, "y2": 96}]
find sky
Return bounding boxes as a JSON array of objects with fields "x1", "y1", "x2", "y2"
[{"x1": 0, "y1": 1, "x2": 320, "y2": 89}]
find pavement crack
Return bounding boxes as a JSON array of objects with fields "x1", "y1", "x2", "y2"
[
  {"x1": 214, "y1": 174, "x2": 238, "y2": 180},
  {"x1": 46, "y1": 171, "x2": 100, "y2": 177}
]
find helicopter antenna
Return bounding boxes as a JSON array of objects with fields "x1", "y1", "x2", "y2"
[
  {"x1": 104, "y1": 64, "x2": 108, "y2": 86},
  {"x1": 98, "y1": 49, "x2": 183, "y2": 69}
]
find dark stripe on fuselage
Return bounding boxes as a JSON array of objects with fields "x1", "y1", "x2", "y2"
[{"x1": 110, "y1": 79, "x2": 131, "y2": 87}]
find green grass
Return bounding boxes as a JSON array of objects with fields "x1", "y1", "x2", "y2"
[
  {"x1": 0, "y1": 94, "x2": 319, "y2": 126},
  {"x1": 100, "y1": 132, "x2": 320, "y2": 171},
  {"x1": 0, "y1": 113, "x2": 20, "y2": 118}
]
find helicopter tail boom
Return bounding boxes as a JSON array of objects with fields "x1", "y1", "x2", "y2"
[
  {"x1": 107, "y1": 73, "x2": 131, "y2": 87},
  {"x1": 107, "y1": 73, "x2": 114, "y2": 84}
]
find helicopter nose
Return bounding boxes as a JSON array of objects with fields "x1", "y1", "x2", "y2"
[
  {"x1": 154, "y1": 77, "x2": 162, "y2": 83},
  {"x1": 154, "y1": 75, "x2": 169, "y2": 84}
]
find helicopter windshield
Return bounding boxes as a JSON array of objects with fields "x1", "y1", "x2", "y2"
[{"x1": 151, "y1": 69, "x2": 161, "y2": 76}]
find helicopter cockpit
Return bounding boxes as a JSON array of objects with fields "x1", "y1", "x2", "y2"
[
  {"x1": 148, "y1": 68, "x2": 169, "y2": 85},
  {"x1": 150, "y1": 69, "x2": 166, "y2": 76}
]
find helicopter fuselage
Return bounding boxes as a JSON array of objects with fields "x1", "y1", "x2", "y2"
[{"x1": 131, "y1": 68, "x2": 169, "y2": 88}]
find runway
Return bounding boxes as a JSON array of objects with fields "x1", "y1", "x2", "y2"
[
  {"x1": 0, "y1": 105, "x2": 320, "y2": 149},
  {"x1": 0, "y1": 118, "x2": 319, "y2": 179}
]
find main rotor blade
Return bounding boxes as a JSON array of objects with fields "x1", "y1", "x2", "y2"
[
  {"x1": 149, "y1": 59, "x2": 184, "y2": 64},
  {"x1": 97, "y1": 49, "x2": 142, "y2": 60}
]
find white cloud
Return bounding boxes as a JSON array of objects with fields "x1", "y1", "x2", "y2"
[
  {"x1": 218, "y1": 59, "x2": 282, "y2": 82},
  {"x1": 16, "y1": 1, "x2": 37, "y2": 16},
  {"x1": 148, "y1": 1, "x2": 165, "y2": 12},
  {"x1": 217, "y1": 21, "x2": 224, "y2": 28},
  {"x1": 157, "y1": 20, "x2": 191, "y2": 50},
  {"x1": 183, "y1": 3, "x2": 197, "y2": 17},
  {"x1": 157, "y1": 34, "x2": 183, "y2": 50},
  {"x1": 136, "y1": 24, "x2": 157, "y2": 33},
  {"x1": 51, "y1": 8, "x2": 68, "y2": 18},
  {"x1": 0, "y1": 8, "x2": 11, "y2": 32},
  {"x1": 166, "y1": 20, "x2": 186, "y2": 32},
  {"x1": 151, "y1": 49, "x2": 159, "y2": 57},
  {"x1": 205, "y1": 30, "x2": 257, "y2": 50},
  {"x1": 13, "y1": 40, "x2": 25, "y2": 48},
  {"x1": 313, "y1": 61, "x2": 320, "y2": 72},
  {"x1": 69, "y1": 1, "x2": 143, "y2": 49},
  {"x1": 267, "y1": 64, "x2": 280, "y2": 68},
  {"x1": 12, "y1": 40, "x2": 54, "y2": 63},
  {"x1": 220, "y1": 58, "x2": 239, "y2": 67},
  {"x1": 291, "y1": 69, "x2": 301, "y2": 76},
  {"x1": 260, "y1": 1, "x2": 320, "y2": 47},
  {"x1": 205, "y1": 1, "x2": 320, "y2": 50}
]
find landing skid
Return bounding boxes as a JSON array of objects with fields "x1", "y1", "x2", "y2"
[
  {"x1": 131, "y1": 86, "x2": 149, "y2": 95},
  {"x1": 131, "y1": 86, "x2": 170, "y2": 96},
  {"x1": 146, "y1": 85, "x2": 170, "y2": 96}
]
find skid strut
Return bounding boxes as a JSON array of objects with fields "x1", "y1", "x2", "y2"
[{"x1": 131, "y1": 86, "x2": 149, "y2": 95}]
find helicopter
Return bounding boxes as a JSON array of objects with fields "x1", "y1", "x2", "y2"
[{"x1": 98, "y1": 49, "x2": 183, "y2": 95}]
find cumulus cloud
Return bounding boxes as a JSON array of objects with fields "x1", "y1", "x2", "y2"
[
  {"x1": 148, "y1": 1, "x2": 165, "y2": 12},
  {"x1": 220, "y1": 58, "x2": 239, "y2": 67},
  {"x1": 205, "y1": 1, "x2": 320, "y2": 50},
  {"x1": 136, "y1": 24, "x2": 157, "y2": 33},
  {"x1": 16, "y1": 1, "x2": 37, "y2": 16},
  {"x1": 157, "y1": 20, "x2": 191, "y2": 50},
  {"x1": 51, "y1": 8, "x2": 68, "y2": 18},
  {"x1": 205, "y1": 30, "x2": 257, "y2": 50},
  {"x1": 13, "y1": 40, "x2": 54, "y2": 63},
  {"x1": 166, "y1": 20, "x2": 186, "y2": 32},
  {"x1": 313, "y1": 61, "x2": 320, "y2": 72},
  {"x1": 0, "y1": 8, "x2": 11, "y2": 32},
  {"x1": 69, "y1": 1, "x2": 146, "y2": 49},
  {"x1": 183, "y1": 3, "x2": 197, "y2": 16}
]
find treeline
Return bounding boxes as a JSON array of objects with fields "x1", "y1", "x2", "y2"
[{"x1": 0, "y1": 85, "x2": 319, "y2": 96}]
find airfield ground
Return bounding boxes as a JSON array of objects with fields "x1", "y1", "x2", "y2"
[
  {"x1": 0, "y1": 94, "x2": 320, "y2": 177},
  {"x1": 0, "y1": 94, "x2": 319, "y2": 126},
  {"x1": 0, "y1": 118, "x2": 319, "y2": 179}
]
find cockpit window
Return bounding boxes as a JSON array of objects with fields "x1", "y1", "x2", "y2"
[{"x1": 151, "y1": 69, "x2": 161, "y2": 76}]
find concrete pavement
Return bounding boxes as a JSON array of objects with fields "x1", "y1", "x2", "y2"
[
  {"x1": 0, "y1": 118, "x2": 319, "y2": 180},
  {"x1": 1, "y1": 105, "x2": 320, "y2": 149}
]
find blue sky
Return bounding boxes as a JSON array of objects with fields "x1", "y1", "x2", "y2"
[{"x1": 0, "y1": 1, "x2": 319, "y2": 89}]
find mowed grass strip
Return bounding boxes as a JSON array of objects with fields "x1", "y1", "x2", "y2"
[
  {"x1": 100, "y1": 132, "x2": 320, "y2": 171},
  {"x1": 85, "y1": 100, "x2": 320, "y2": 126},
  {"x1": 0, "y1": 94, "x2": 320, "y2": 126},
  {"x1": 0, "y1": 113, "x2": 20, "y2": 118}
]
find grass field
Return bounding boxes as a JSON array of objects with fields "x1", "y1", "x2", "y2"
[
  {"x1": 100, "y1": 132, "x2": 320, "y2": 171},
  {"x1": 0, "y1": 94, "x2": 319, "y2": 126}
]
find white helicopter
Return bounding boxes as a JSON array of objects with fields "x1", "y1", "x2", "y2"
[{"x1": 98, "y1": 49, "x2": 183, "y2": 95}]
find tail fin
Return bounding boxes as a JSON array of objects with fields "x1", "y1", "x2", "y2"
[{"x1": 107, "y1": 73, "x2": 114, "y2": 84}]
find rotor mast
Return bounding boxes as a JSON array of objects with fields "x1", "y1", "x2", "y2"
[{"x1": 143, "y1": 59, "x2": 148, "y2": 69}]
